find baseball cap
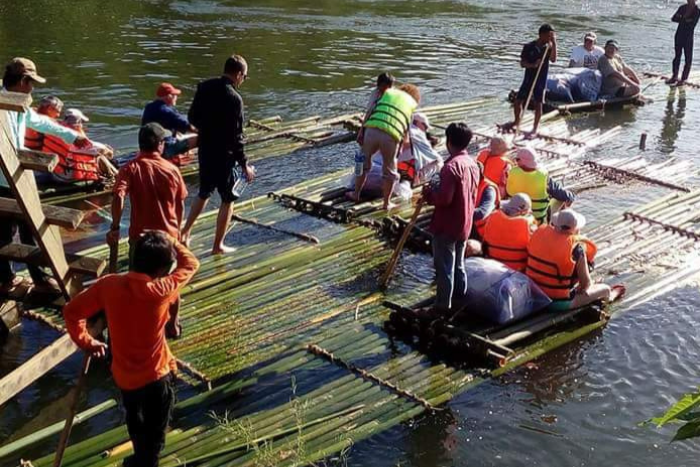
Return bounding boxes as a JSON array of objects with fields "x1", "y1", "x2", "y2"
[
  {"x1": 5, "y1": 57, "x2": 46, "y2": 84},
  {"x1": 552, "y1": 209, "x2": 586, "y2": 232},
  {"x1": 539, "y1": 24, "x2": 555, "y2": 35},
  {"x1": 412, "y1": 112, "x2": 431, "y2": 130},
  {"x1": 64, "y1": 108, "x2": 89, "y2": 123},
  {"x1": 501, "y1": 193, "x2": 532, "y2": 216},
  {"x1": 584, "y1": 32, "x2": 597, "y2": 41},
  {"x1": 605, "y1": 40, "x2": 620, "y2": 49},
  {"x1": 156, "y1": 82, "x2": 182, "y2": 97},
  {"x1": 139, "y1": 122, "x2": 169, "y2": 142},
  {"x1": 515, "y1": 147, "x2": 539, "y2": 170}
]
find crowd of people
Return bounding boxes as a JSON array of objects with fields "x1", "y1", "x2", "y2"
[{"x1": 0, "y1": 4, "x2": 695, "y2": 462}]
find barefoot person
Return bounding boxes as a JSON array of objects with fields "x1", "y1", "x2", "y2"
[
  {"x1": 667, "y1": 0, "x2": 700, "y2": 86},
  {"x1": 422, "y1": 122, "x2": 479, "y2": 314},
  {"x1": 181, "y1": 54, "x2": 256, "y2": 254},
  {"x1": 0, "y1": 58, "x2": 90, "y2": 295},
  {"x1": 108, "y1": 123, "x2": 188, "y2": 338},
  {"x1": 64, "y1": 231, "x2": 199, "y2": 467},
  {"x1": 598, "y1": 40, "x2": 641, "y2": 97},
  {"x1": 510, "y1": 24, "x2": 557, "y2": 135},
  {"x1": 351, "y1": 83, "x2": 420, "y2": 210},
  {"x1": 526, "y1": 209, "x2": 623, "y2": 310}
]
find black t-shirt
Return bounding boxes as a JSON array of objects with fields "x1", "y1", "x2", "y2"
[
  {"x1": 521, "y1": 40, "x2": 550, "y2": 88},
  {"x1": 673, "y1": 4, "x2": 700, "y2": 38}
]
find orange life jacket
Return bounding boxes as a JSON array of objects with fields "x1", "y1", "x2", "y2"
[
  {"x1": 397, "y1": 159, "x2": 416, "y2": 182},
  {"x1": 43, "y1": 128, "x2": 100, "y2": 182},
  {"x1": 24, "y1": 127, "x2": 44, "y2": 151},
  {"x1": 473, "y1": 178, "x2": 501, "y2": 239},
  {"x1": 526, "y1": 225, "x2": 598, "y2": 300},
  {"x1": 477, "y1": 149, "x2": 511, "y2": 197},
  {"x1": 482, "y1": 210, "x2": 533, "y2": 272}
]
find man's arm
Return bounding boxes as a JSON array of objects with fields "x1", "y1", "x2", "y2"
[
  {"x1": 166, "y1": 107, "x2": 193, "y2": 135},
  {"x1": 63, "y1": 280, "x2": 109, "y2": 357},
  {"x1": 549, "y1": 33, "x2": 557, "y2": 63},
  {"x1": 146, "y1": 242, "x2": 200, "y2": 299},
  {"x1": 574, "y1": 246, "x2": 592, "y2": 292},
  {"x1": 547, "y1": 177, "x2": 575, "y2": 204},
  {"x1": 599, "y1": 57, "x2": 637, "y2": 87},
  {"x1": 621, "y1": 60, "x2": 641, "y2": 84},
  {"x1": 473, "y1": 186, "x2": 497, "y2": 221},
  {"x1": 27, "y1": 109, "x2": 80, "y2": 145},
  {"x1": 672, "y1": 6, "x2": 684, "y2": 22}
]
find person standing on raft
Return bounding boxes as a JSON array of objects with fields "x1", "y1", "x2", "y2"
[
  {"x1": 423, "y1": 122, "x2": 479, "y2": 314},
  {"x1": 181, "y1": 54, "x2": 256, "y2": 254},
  {"x1": 508, "y1": 24, "x2": 557, "y2": 136},
  {"x1": 526, "y1": 209, "x2": 623, "y2": 310},
  {"x1": 667, "y1": 0, "x2": 700, "y2": 86},
  {"x1": 64, "y1": 231, "x2": 199, "y2": 467},
  {"x1": 349, "y1": 83, "x2": 420, "y2": 210}
]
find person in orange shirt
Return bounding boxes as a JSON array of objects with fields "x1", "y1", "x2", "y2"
[
  {"x1": 476, "y1": 136, "x2": 512, "y2": 197},
  {"x1": 64, "y1": 231, "x2": 199, "y2": 467},
  {"x1": 108, "y1": 122, "x2": 188, "y2": 338}
]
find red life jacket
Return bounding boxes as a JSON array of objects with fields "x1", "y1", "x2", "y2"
[
  {"x1": 25, "y1": 127, "x2": 44, "y2": 150},
  {"x1": 43, "y1": 127, "x2": 100, "y2": 182},
  {"x1": 482, "y1": 210, "x2": 534, "y2": 272}
]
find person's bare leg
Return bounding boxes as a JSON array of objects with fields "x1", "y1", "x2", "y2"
[
  {"x1": 532, "y1": 102, "x2": 543, "y2": 134},
  {"x1": 569, "y1": 283, "x2": 612, "y2": 309},
  {"x1": 351, "y1": 172, "x2": 369, "y2": 202},
  {"x1": 513, "y1": 99, "x2": 523, "y2": 129},
  {"x1": 381, "y1": 178, "x2": 397, "y2": 210},
  {"x1": 181, "y1": 197, "x2": 208, "y2": 247},
  {"x1": 212, "y1": 201, "x2": 235, "y2": 255}
]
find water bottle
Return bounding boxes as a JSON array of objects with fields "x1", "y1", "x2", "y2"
[
  {"x1": 354, "y1": 149, "x2": 365, "y2": 176},
  {"x1": 231, "y1": 165, "x2": 254, "y2": 200}
]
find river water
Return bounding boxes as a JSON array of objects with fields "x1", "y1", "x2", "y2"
[{"x1": 1, "y1": 0, "x2": 700, "y2": 465}]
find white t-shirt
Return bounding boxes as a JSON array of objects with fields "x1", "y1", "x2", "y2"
[{"x1": 569, "y1": 45, "x2": 605, "y2": 69}]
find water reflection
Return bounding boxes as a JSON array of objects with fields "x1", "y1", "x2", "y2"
[{"x1": 659, "y1": 88, "x2": 687, "y2": 154}]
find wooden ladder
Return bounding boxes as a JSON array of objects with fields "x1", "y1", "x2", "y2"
[{"x1": 0, "y1": 91, "x2": 105, "y2": 407}]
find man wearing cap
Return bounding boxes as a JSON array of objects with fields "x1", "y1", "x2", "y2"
[
  {"x1": 598, "y1": 40, "x2": 641, "y2": 97},
  {"x1": 24, "y1": 95, "x2": 63, "y2": 150},
  {"x1": 506, "y1": 147, "x2": 575, "y2": 224},
  {"x1": 108, "y1": 122, "x2": 189, "y2": 338},
  {"x1": 181, "y1": 54, "x2": 256, "y2": 255},
  {"x1": 668, "y1": 0, "x2": 700, "y2": 86},
  {"x1": 142, "y1": 83, "x2": 198, "y2": 161},
  {"x1": 0, "y1": 58, "x2": 90, "y2": 294},
  {"x1": 482, "y1": 193, "x2": 535, "y2": 273},
  {"x1": 569, "y1": 32, "x2": 605, "y2": 69},
  {"x1": 527, "y1": 209, "x2": 621, "y2": 310},
  {"x1": 510, "y1": 24, "x2": 558, "y2": 135},
  {"x1": 422, "y1": 122, "x2": 480, "y2": 314}
]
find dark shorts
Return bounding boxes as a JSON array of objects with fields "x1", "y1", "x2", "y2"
[
  {"x1": 517, "y1": 79, "x2": 546, "y2": 103},
  {"x1": 198, "y1": 159, "x2": 241, "y2": 203},
  {"x1": 162, "y1": 138, "x2": 191, "y2": 159},
  {"x1": 615, "y1": 87, "x2": 627, "y2": 98}
]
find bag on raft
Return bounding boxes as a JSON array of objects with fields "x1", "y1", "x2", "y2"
[{"x1": 464, "y1": 257, "x2": 551, "y2": 325}]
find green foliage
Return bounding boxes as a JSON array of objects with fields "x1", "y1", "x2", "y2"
[{"x1": 653, "y1": 386, "x2": 700, "y2": 442}]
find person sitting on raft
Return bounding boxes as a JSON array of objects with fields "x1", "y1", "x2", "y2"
[
  {"x1": 24, "y1": 95, "x2": 63, "y2": 150},
  {"x1": 568, "y1": 32, "x2": 604, "y2": 69},
  {"x1": 476, "y1": 136, "x2": 512, "y2": 197},
  {"x1": 506, "y1": 147, "x2": 575, "y2": 224},
  {"x1": 142, "y1": 82, "x2": 198, "y2": 163},
  {"x1": 482, "y1": 193, "x2": 536, "y2": 273},
  {"x1": 350, "y1": 83, "x2": 420, "y2": 210},
  {"x1": 526, "y1": 209, "x2": 623, "y2": 310},
  {"x1": 43, "y1": 108, "x2": 118, "y2": 182},
  {"x1": 471, "y1": 162, "x2": 500, "y2": 240},
  {"x1": 598, "y1": 40, "x2": 641, "y2": 97},
  {"x1": 397, "y1": 112, "x2": 443, "y2": 186}
]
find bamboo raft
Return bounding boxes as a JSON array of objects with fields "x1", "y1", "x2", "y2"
[{"x1": 3, "y1": 98, "x2": 700, "y2": 466}]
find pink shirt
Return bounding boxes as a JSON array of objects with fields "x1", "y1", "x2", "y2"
[{"x1": 424, "y1": 150, "x2": 480, "y2": 241}]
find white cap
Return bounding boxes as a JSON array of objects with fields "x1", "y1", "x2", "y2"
[
  {"x1": 515, "y1": 147, "x2": 539, "y2": 170},
  {"x1": 412, "y1": 112, "x2": 431, "y2": 130},
  {"x1": 64, "y1": 108, "x2": 89, "y2": 123},
  {"x1": 552, "y1": 209, "x2": 586, "y2": 232},
  {"x1": 501, "y1": 193, "x2": 532, "y2": 216}
]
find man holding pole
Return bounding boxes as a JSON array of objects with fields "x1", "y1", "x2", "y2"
[
  {"x1": 422, "y1": 122, "x2": 479, "y2": 314},
  {"x1": 508, "y1": 24, "x2": 557, "y2": 136}
]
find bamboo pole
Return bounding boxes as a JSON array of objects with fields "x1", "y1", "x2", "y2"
[
  {"x1": 379, "y1": 198, "x2": 424, "y2": 290},
  {"x1": 53, "y1": 354, "x2": 92, "y2": 467}
]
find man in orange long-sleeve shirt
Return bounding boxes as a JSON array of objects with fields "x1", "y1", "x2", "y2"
[{"x1": 64, "y1": 231, "x2": 199, "y2": 467}]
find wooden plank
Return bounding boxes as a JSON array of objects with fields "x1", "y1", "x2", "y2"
[
  {"x1": 18, "y1": 149, "x2": 58, "y2": 173},
  {"x1": 0, "y1": 112, "x2": 77, "y2": 298},
  {"x1": 0, "y1": 91, "x2": 31, "y2": 112},
  {"x1": 0, "y1": 197, "x2": 86, "y2": 229},
  {"x1": 0, "y1": 244, "x2": 106, "y2": 276}
]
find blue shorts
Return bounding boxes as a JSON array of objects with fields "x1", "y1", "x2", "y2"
[{"x1": 163, "y1": 138, "x2": 192, "y2": 159}]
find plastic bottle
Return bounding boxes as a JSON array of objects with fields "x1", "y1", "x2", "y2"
[{"x1": 354, "y1": 149, "x2": 365, "y2": 176}]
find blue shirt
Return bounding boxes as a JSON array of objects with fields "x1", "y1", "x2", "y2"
[{"x1": 141, "y1": 100, "x2": 191, "y2": 144}]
